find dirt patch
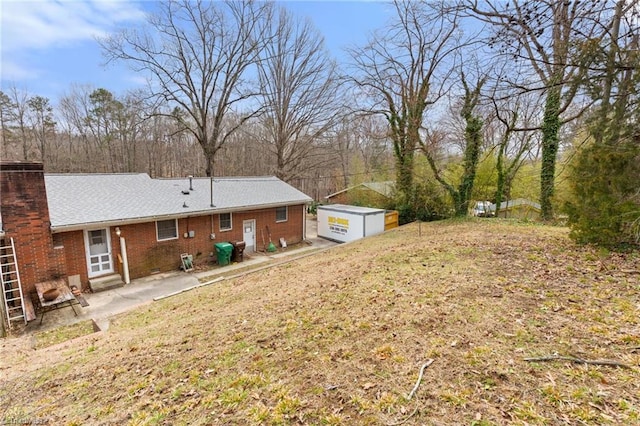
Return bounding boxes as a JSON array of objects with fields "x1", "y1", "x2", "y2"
[{"x1": 1, "y1": 219, "x2": 638, "y2": 425}]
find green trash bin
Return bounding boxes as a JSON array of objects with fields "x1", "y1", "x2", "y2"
[{"x1": 214, "y1": 242, "x2": 233, "y2": 266}]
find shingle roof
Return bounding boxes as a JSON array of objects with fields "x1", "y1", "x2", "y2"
[
  {"x1": 326, "y1": 181, "x2": 395, "y2": 199},
  {"x1": 44, "y1": 174, "x2": 312, "y2": 231}
]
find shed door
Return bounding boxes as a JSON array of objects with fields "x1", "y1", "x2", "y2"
[
  {"x1": 243, "y1": 220, "x2": 255, "y2": 252},
  {"x1": 85, "y1": 228, "x2": 113, "y2": 277}
]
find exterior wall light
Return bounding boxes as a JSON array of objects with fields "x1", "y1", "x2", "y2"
[{"x1": 115, "y1": 227, "x2": 121, "y2": 237}]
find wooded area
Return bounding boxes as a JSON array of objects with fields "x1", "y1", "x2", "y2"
[{"x1": 2, "y1": 0, "x2": 639, "y2": 245}]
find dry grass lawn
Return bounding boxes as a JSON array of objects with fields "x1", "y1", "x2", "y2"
[{"x1": 1, "y1": 219, "x2": 639, "y2": 425}]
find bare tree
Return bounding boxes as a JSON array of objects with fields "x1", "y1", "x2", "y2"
[
  {"x1": 26, "y1": 96, "x2": 56, "y2": 164},
  {"x1": 217, "y1": 118, "x2": 272, "y2": 176},
  {"x1": 0, "y1": 91, "x2": 14, "y2": 159},
  {"x1": 421, "y1": 71, "x2": 488, "y2": 216},
  {"x1": 256, "y1": 6, "x2": 341, "y2": 182},
  {"x1": 563, "y1": 0, "x2": 640, "y2": 245},
  {"x1": 349, "y1": 0, "x2": 465, "y2": 209},
  {"x1": 488, "y1": 90, "x2": 541, "y2": 212},
  {"x1": 85, "y1": 88, "x2": 124, "y2": 172},
  {"x1": 329, "y1": 115, "x2": 356, "y2": 189},
  {"x1": 330, "y1": 114, "x2": 391, "y2": 189},
  {"x1": 109, "y1": 90, "x2": 152, "y2": 173},
  {"x1": 586, "y1": 0, "x2": 640, "y2": 146},
  {"x1": 100, "y1": 0, "x2": 272, "y2": 177},
  {"x1": 464, "y1": 0, "x2": 605, "y2": 220},
  {"x1": 59, "y1": 84, "x2": 206, "y2": 176},
  {"x1": 354, "y1": 115, "x2": 391, "y2": 178},
  {"x1": 148, "y1": 109, "x2": 204, "y2": 177},
  {"x1": 58, "y1": 84, "x2": 96, "y2": 170},
  {"x1": 6, "y1": 86, "x2": 31, "y2": 161}
]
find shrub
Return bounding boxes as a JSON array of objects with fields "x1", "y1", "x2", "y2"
[{"x1": 565, "y1": 141, "x2": 640, "y2": 247}]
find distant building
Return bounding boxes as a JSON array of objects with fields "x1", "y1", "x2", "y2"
[
  {"x1": 495, "y1": 198, "x2": 541, "y2": 221},
  {"x1": 325, "y1": 181, "x2": 395, "y2": 209}
]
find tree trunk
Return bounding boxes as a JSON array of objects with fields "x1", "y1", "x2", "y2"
[
  {"x1": 205, "y1": 154, "x2": 215, "y2": 178},
  {"x1": 495, "y1": 145, "x2": 506, "y2": 218},
  {"x1": 395, "y1": 149, "x2": 414, "y2": 204},
  {"x1": 455, "y1": 114, "x2": 483, "y2": 216},
  {"x1": 540, "y1": 86, "x2": 561, "y2": 221}
]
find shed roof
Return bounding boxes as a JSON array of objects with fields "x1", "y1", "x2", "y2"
[
  {"x1": 45, "y1": 174, "x2": 312, "y2": 231},
  {"x1": 325, "y1": 181, "x2": 395, "y2": 199},
  {"x1": 496, "y1": 198, "x2": 541, "y2": 211},
  {"x1": 317, "y1": 204, "x2": 386, "y2": 215}
]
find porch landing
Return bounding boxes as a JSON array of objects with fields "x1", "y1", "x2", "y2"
[{"x1": 89, "y1": 274, "x2": 125, "y2": 292}]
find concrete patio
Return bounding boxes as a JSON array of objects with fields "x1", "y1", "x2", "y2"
[{"x1": 15, "y1": 219, "x2": 336, "y2": 334}]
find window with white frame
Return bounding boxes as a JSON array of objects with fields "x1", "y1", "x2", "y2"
[
  {"x1": 156, "y1": 219, "x2": 178, "y2": 241},
  {"x1": 219, "y1": 213, "x2": 232, "y2": 231},
  {"x1": 275, "y1": 206, "x2": 288, "y2": 222}
]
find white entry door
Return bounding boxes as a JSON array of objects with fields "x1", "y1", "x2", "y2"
[
  {"x1": 85, "y1": 228, "x2": 113, "y2": 277},
  {"x1": 243, "y1": 220, "x2": 255, "y2": 252}
]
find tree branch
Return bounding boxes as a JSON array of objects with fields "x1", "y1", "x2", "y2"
[{"x1": 525, "y1": 354, "x2": 633, "y2": 369}]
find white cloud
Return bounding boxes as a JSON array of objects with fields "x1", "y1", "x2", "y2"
[
  {"x1": 123, "y1": 73, "x2": 149, "y2": 86},
  {"x1": 0, "y1": 60, "x2": 42, "y2": 81},
  {"x1": 0, "y1": 0, "x2": 146, "y2": 53}
]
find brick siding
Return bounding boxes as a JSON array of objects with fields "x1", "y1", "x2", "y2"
[
  {"x1": 107, "y1": 204, "x2": 306, "y2": 281},
  {"x1": 0, "y1": 162, "x2": 66, "y2": 294},
  {"x1": 2, "y1": 161, "x2": 307, "y2": 292},
  {"x1": 56, "y1": 204, "x2": 306, "y2": 289}
]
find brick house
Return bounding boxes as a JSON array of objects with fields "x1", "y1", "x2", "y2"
[{"x1": 0, "y1": 162, "x2": 312, "y2": 295}]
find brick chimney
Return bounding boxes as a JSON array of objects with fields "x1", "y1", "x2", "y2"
[{"x1": 0, "y1": 161, "x2": 66, "y2": 294}]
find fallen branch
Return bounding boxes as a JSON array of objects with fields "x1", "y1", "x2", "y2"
[
  {"x1": 524, "y1": 354, "x2": 632, "y2": 369},
  {"x1": 407, "y1": 359, "x2": 434, "y2": 400}
]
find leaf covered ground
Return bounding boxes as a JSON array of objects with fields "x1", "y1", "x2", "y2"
[{"x1": 1, "y1": 220, "x2": 639, "y2": 425}]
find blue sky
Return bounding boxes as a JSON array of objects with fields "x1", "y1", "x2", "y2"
[{"x1": 1, "y1": 1, "x2": 392, "y2": 102}]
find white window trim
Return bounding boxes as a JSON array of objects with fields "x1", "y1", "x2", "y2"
[
  {"x1": 276, "y1": 206, "x2": 288, "y2": 223},
  {"x1": 156, "y1": 218, "x2": 178, "y2": 241},
  {"x1": 220, "y1": 213, "x2": 232, "y2": 231}
]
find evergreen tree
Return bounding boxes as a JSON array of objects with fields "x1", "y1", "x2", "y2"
[
  {"x1": 565, "y1": 0, "x2": 640, "y2": 247},
  {"x1": 566, "y1": 141, "x2": 640, "y2": 246}
]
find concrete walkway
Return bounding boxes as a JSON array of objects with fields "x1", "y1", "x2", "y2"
[{"x1": 20, "y1": 219, "x2": 336, "y2": 333}]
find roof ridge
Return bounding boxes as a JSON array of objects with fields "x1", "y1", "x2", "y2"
[
  {"x1": 155, "y1": 176, "x2": 278, "y2": 180},
  {"x1": 45, "y1": 172, "x2": 148, "y2": 176}
]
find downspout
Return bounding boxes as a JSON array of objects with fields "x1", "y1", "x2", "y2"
[
  {"x1": 120, "y1": 236, "x2": 130, "y2": 284},
  {"x1": 363, "y1": 213, "x2": 366, "y2": 238}
]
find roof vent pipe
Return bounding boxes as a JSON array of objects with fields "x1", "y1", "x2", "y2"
[
  {"x1": 188, "y1": 175, "x2": 193, "y2": 191},
  {"x1": 210, "y1": 176, "x2": 215, "y2": 207}
]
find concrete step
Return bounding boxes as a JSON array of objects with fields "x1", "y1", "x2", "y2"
[{"x1": 89, "y1": 274, "x2": 125, "y2": 292}]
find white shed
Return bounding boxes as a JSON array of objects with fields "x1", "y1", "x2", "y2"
[{"x1": 317, "y1": 204, "x2": 386, "y2": 243}]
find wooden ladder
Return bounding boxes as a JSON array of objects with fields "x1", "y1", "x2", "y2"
[{"x1": 1, "y1": 237, "x2": 27, "y2": 328}]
